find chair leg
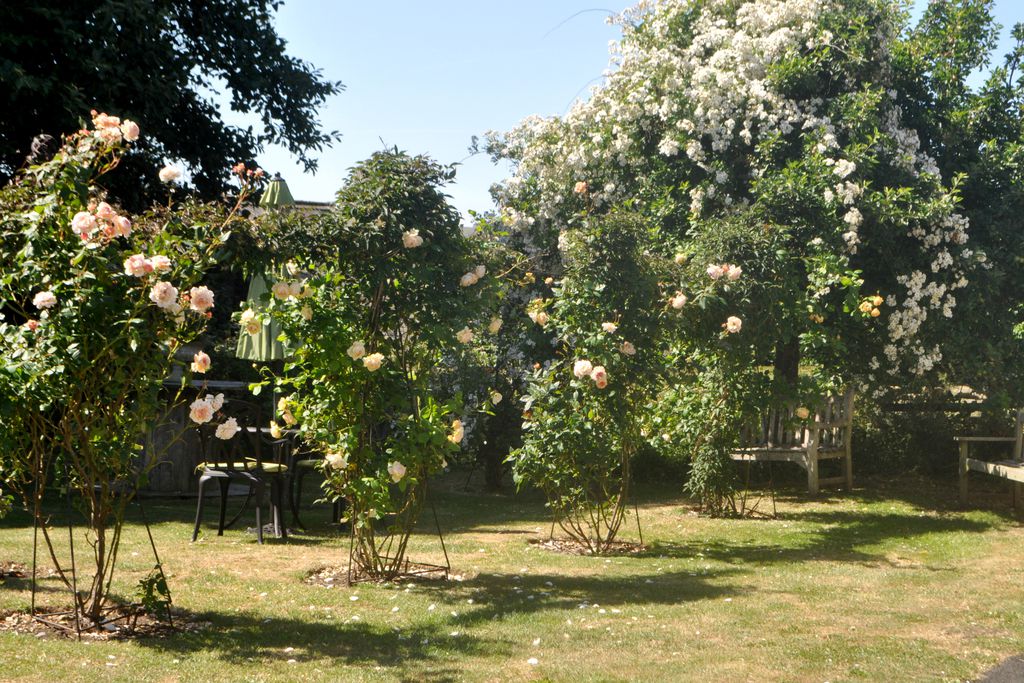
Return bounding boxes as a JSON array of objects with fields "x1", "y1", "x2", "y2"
[
  {"x1": 192, "y1": 474, "x2": 210, "y2": 542},
  {"x1": 272, "y1": 477, "x2": 286, "y2": 539},
  {"x1": 217, "y1": 477, "x2": 230, "y2": 536},
  {"x1": 959, "y1": 442, "x2": 969, "y2": 506},
  {"x1": 254, "y1": 480, "x2": 265, "y2": 545},
  {"x1": 292, "y1": 469, "x2": 307, "y2": 530},
  {"x1": 807, "y1": 453, "x2": 819, "y2": 495}
]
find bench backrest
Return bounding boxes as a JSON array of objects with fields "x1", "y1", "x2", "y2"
[{"x1": 741, "y1": 389, "x2": 855, "y2": 449}]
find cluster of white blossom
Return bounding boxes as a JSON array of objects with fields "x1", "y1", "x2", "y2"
[{"x1": 488, "y1": 0, "x2": 973, "y2": 385}]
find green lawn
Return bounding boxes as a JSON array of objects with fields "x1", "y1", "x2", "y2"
[{"x1": 1, "y1": 475, "x2": 1022, "y2": 682}]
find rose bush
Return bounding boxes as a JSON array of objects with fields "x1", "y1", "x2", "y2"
[
  {"x1": 510, "y1": 210, "x2": 665, "y2": 551},
  {"x1": 0, "y1": 114, "x2": 253, "y2": 622},
  {"x1": 256, "y1": 150, "x2": 499, "y2": 580}
]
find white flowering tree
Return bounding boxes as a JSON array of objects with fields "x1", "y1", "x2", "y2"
[
  {"x1": 259, "y1": 150, "x2": 498, "y2": 580},
  {"x1": 0, "y1": 114, "x2": 251, "y2": 623},
  {"x1": 486, "y1": 0, "x2": 976, "y2": 509}
]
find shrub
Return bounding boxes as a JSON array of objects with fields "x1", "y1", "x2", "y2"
[
  {"x1": 0, "y1": 113, "x2": 249, "y2": 623},
  {"x1": 258, "y1": 150, "x2": 498, "y2": 579}
]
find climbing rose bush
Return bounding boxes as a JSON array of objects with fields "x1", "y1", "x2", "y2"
[{"x1": 486, "y1": 0, "x2": 977, "y2": 509}]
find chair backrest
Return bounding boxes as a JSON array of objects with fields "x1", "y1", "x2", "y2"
[
  {"x1": 817, "y1": 389, "x2": 855, "y2": 450},
  {"x1": 197, "y1": 398, "x2": 264, "y2": 471},
  {"x1": 741, "y1": 388, "x2": 855, "y2": 449}
]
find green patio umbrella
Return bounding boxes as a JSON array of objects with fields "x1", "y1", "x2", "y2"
[{"x1": 235, "y1": 175, "x2": 294, "y2": 361}]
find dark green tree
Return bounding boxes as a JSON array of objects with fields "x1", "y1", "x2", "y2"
[{"x1": 0, "y1": 0, "x2": 342, "y2": 207}]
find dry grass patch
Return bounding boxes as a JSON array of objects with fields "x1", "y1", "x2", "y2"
[{"x1": 0, "y1": 475, "x2": 1022, "y2": 681}]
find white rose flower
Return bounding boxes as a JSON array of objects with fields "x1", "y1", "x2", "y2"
[
  {"x1": 402, "y1": 229, "x2": 424, "y2": 248},
  {"x1": 346, "y1": 340, "x2": 366, "y2": 360},
  {"x1": 215, "y1": 417, "x2": 240, "y2": 440},
  {"x1": 158, "y1": 165, "x2": 182, "y2": 183},
  {"x1": 325, "y1": 452, "x2": 348, "y2": 470},
  {"x1": 240, "y1": 309, "x2": 261, "y2": 335},
  {"x1": 32, "y1": 291, "x2": 57, "y2": 309},
  {"x1": 573, "y1": 359, "x2": 594, "y2": 379},
  {"x1": 388, "y1": 461, "x2": 407, "y2": 483}
]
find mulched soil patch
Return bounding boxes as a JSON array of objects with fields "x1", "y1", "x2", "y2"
[
  {"x1": 0, "y1": 561, "x2": 27, "y2": 580},
  {"x1": 528, "y1": 537, "x2": 648, "y2": 555},
  {"x1": 0, "y1": 606, "x2": 211, "y2": 640},
  {"x1": 304, "y1": 563, "x2": 468, "y2": 588}
]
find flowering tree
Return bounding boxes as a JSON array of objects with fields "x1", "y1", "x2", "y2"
[
  {"x1": 258, "y1": 150, "x2": 497, "y2": 580},
  {"x1": 510, "y1": 210, "x2": 665, "y2": 550},
  {"x1": 0, "y1": 114, "x2": 251, "y2": 623},
  {"x1": 486, "y1": 0, "x2": 977, "y2": 509}
]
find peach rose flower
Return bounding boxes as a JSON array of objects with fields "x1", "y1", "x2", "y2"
[
  {"x1": 363, "y1": 352, "x2": 385, "y2": 372},
  {"x1": 123, "y1": 254, "x2": 152, "y2": 277},
  {"x1": 120, "y1": 120, "x2": 140, "y2": 142},
  {"x1": 191, "y1": 350, "x2": 211, "y2": 374},
  {"x1": 215, "y1": 417, "x2": 240, "y2": 440},
  {"x1": 149, "y1": 282, "x2": 179, "y2": 310},
  {"x1": 189, "y1": 398, "x2": 214, "y2": 425},
  {"x1": 189, "y1": 286, "x2": 214, "y2": 313},
  {"x1": 150, "y1": 255, "x2": 172, "y2": 272}
]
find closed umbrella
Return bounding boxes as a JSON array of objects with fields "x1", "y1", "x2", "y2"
[{"x1": 235, "y1": 175, "x2": 294, "y2": 361}]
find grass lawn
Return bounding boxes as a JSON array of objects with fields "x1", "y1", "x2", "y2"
[{"x1": 1, "y1": 474, "x2": 1023, "y2": 682}]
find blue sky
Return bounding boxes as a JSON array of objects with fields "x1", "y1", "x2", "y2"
[{"x1": 224, "y1": 1, "x2": 1023, "y2": 217}]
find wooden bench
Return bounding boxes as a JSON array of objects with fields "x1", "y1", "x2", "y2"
[
  {"x1": 955, "y1": 409, "x2": 1024, "y2": 513},
  {"x1": 729, "y1": 390, "x2": 855, "y2": 495}
]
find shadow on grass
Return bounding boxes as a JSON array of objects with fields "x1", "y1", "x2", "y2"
[
  {"x1": 638, "y1": 506, "x2": 995, "y2": 568},
  {"x1": 135, "y1": 612, "x2": 500, "y2": 682},
  {"x1": 133, "y1": 565, "x2": 740, "y2": 679},
  {"x1": 415, "y1": 488, "x2": 551, "y2": 536},
  {"x1": 454, "y1": 567, "x2": 742, "y2": 617}
]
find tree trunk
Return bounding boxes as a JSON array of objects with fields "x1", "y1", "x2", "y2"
[
  {"x1": 773, "y1": 337, "x2": 800, "y2": 387},
  {"x1": 479, "y1": 400, "x2": 521, "y2": 492}
]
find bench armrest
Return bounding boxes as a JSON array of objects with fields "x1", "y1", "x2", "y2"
[{"x1": 812, "y1": 420, "x2": 851, "y2": 429}]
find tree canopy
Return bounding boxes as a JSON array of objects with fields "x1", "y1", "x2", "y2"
[{"x1": 0, "y1": 0, "x2": 342, "y2": 206}]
